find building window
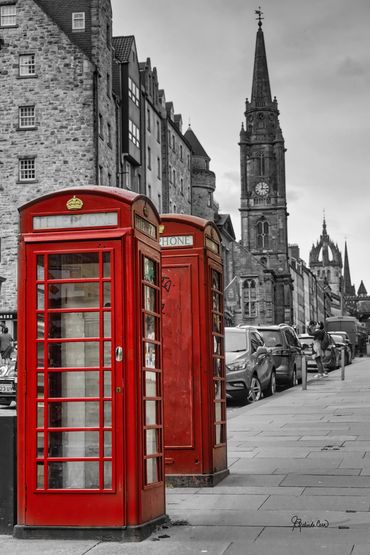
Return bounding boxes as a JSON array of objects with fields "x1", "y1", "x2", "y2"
[
  {"x1": 147, "y1": 108, "x2": 151, "y2": 132},
  {"x1": 19, "y1": 106, "x2": 36, "y2": 129},
  {"x1": 187, "y1": 154, "x2": 190, "y2": 169},
  {"x1": 99, "y1": 113, "x2": 103, "y2": 138},
  {"x1": 158, "y1": 194, "x2": 161, "y2": 212},
  {"x1": 125, "y1": 161, "x2": 131, "y2": 189},
  {"x1": 180, "y1": 145, "x2": 183, "y2": 161},
  {"x1": 172, "y1": 169, "x2": 176, "y2": 186},
  {"x1": 169, "y1": 165, "x2": 172, "y2": 183},
  {"x1": 156, "y1": 120, "x2": 160, "y2": 142},
  {"x1": 19, "y1": 54, "x2": 35, "y2": 77},
  {"x1": 148, "y1": 184, "x2": 151, "y2": 198},
  {"x1": 108, "y1": 173, "x2": 112, "y2": 186},
  {"x1": 257, "y1": 152, "x2": 265, "y2": 176},
  {"x1": 172, "y1": 135, "x2": 175, "y2": 152},
  {"x1": 19, "y1": 158, "x2": 36, "y2": 182},
  {"x1": 243, "y1": 279, "x2": 257, "y2": 317},
  {"x1": 256, "y1": 218, "x2": 269, "y2": 249},
  {"x1": 106, "y1": 22, "x2": 111, "y2": 48},
  {"x1": 0, "y1": 4, "x2": 16, "y2": 27},
  {"x1": 72, "y1": 12, "x2": 85, "y2": 31},
  {"x1": 207, "y1": 191, "x2": 212, "y2": 207},
  {"x1": 157, "y1": 157, "x2": 161, "y2": 179},
  {"x1": 99, "y1": 165, "x2": 103, "y2": 185},
  {"x1": 173, "y1": 204, "x2": 176, "y2": 213},
  {"x1": 147, "y1": 147, "x2": 151, "y2": 170},
  {"x1": 128, "y1": 119, "x2": 140, "y2": 148},
  {"x1": 107, "y1": 73, "x2": 111, "y2": 96},
  {"x1": 180, "y1": 178, "x2": 184, "y2": 195},
  {"x1": 128, "y1": 77, "x2": 140, "y2": 107},
  {"x1": 107, "y1": 122, "x2": 112, "y2": 146}
]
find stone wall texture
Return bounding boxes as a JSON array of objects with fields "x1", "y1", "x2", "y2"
[{"x1": 0, "y1": 0, "x2": 116, "y2": 310}]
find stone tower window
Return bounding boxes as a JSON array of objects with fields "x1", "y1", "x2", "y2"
[
  {"x1": 256, "y1": 218, "x2": 269, "y2": 249},
  {"x1": 257, "y1": 152, "x2": 265, "y2": 176},
  {"x1": 0, "y1": 4, "x2": 16, "y2": 27},
  {"x1": 72, "y1": 12, "x2": 85, "y2": 31}
]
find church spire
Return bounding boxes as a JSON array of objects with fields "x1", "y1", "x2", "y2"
[
  {"x1": 251, "y1": 8, "x2": 272, "y2": 107},
  {"x1": 343, "y1": 241, "x2": 355, "y2": 295}
]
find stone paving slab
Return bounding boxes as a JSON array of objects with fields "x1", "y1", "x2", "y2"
[
  {"x1": 213, "y1": 474, "x2": 284, "y2": 486},
  {"x1": 280, "y1": 474, "x2": 370, "y2": 488},
  {"x1": 302, "y1": 487, "x2": 370, "y2": 496},
  {"x1": 167, "y1": 493, "x2": 268, "y2": 511},
  {"x1": 0, "y1": 538, "x2": 97, "y2": 554},
  {"x1": 274, "y1": 467, "x2": 361, "y2": 476},
  {"x1": 229, "y1": 457, "x2": 342, "y2": 473},
  {"x1": 261, "y1": 494, "x2": 370, "y2": 511},
  {"x1": 224, "y1": 540, "x2": 353, "y2": 555},
  {"x1": 196, "y1": 486, "x2": 305, "y2": 496},
  {"x1": 252, "y1": 447, "x2": 322, "y2": 458}
]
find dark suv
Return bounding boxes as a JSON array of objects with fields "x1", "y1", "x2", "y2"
[{"x1": 256, "y1": 324, "x2": 302, "y2": 388}]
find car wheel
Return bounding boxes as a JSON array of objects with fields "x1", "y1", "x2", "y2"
[
  {"x1": 247, "y1": 376, "x2": 262, "y2": 403},
  {"x1": 290, "y1": 368, "x2": 298, "y2": 387},
  {"x1": 265, "y1": 371, "x2": 276, "y2": 397}
]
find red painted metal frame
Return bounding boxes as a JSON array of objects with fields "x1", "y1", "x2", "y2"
[
  {"x1": 160, "y1": 215, "x2": 227, "y2": 482},
  {"x1": 17, "y1": 187, "x2": 165, "y2": 529}
]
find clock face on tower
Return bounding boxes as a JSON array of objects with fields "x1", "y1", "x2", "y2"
[{"x1": 255, "y1": 181, "x2": 270, "y2": 196}]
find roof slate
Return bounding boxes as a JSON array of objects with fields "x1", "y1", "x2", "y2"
[
  {"x1": 112, "y1": 35, "x2": 135, "y2": 62},
  {"x1": 184, "y1": 127, "x2": 210, "y2": 159}
]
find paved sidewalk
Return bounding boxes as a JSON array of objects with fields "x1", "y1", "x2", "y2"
[{"x1": 1, "y1": 358, "x2": 370, "y2": 554}]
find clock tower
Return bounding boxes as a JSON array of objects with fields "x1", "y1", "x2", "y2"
[{"x1": 239, "y1": 12, "x2": 292, "y2": 324}]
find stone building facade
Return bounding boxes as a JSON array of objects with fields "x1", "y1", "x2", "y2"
[
  {"x1": 0, "y1": 0, "x2": 116, "y2": 312},
  {"x1": 289, "y1": 244, "x2": 329, "y2": 333},
  {"x1": 139, "y1": 58, "x2": 165, "y2": 212},
  {"x1": 160, "y1": 98, "x2": 191, "y2": 215},
  {"x1": 112, "y1": 35, "x2": 141, "y2": 192}
]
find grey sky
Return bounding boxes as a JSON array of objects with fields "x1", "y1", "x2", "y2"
[{"x1": 112, "y1": 0, "x2": 370, "y2": 291}]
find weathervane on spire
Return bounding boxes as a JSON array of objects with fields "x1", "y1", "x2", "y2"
[{"x1": 255, "y1": 6, "x2": 264, "y2": 27}]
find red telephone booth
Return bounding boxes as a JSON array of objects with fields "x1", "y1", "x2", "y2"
[
  {"x1": 160, "y1": 215, "x2": 228, "y2": 486},
  {"x1": 15, "y1": 187, "x2": 166, "y2": 540}
]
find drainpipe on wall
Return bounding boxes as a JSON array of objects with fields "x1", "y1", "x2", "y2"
[{"x1": 93, "y1": 68, "x2": 99, "y2": 184}]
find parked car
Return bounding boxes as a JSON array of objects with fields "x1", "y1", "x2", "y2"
[
  {"x1": 256, "y1": 324, "x2": 302, "y2": 387},
  {"x1": 298, "y1": 333, "x2": 339, "y2": 371},
  {"x1": 328, "y1": 332, "x2": 352, "y2": 365},
  {"x1": 225, "y1": 326, "x2": 276, "y2": 404},
  {"x1": 328, "y1": 331, "x2": 352, "y2": 364},
  {"x1": 0, "y1": 357, "x2": 17, "y2": 407}
]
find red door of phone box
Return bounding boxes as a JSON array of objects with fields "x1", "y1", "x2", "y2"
[
  {"x1": 15, "y1": 187, "x2": 166, "y2": 541},
  {"x1": 160, "y1": 215, "x2": 228, "y2": 487}
]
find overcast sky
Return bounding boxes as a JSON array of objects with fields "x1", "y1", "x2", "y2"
[{"x1": 112, "y1": 0, "x2": 370, "y2": 291}]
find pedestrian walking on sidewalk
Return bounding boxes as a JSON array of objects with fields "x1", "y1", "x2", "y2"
[
  {"x1": 0, "y1": 327, "x2": 14, "y2": 365},
  {"x1": 312, "y1": 322, "x2": 328, "y2": 378}
]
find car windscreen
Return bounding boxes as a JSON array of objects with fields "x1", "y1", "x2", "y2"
[
  {"x1": 225, "y1": 330, "x2": 247, "y2": 352},
  {"x1": 300, "y1": 336, "x2": 314, "y2": 346},
  {"x1": 330, "y1": 334, "x2": 344, "y2": 344},
  {"x1": 258, "y1": 330, "x2": 283, "y2": 347}
]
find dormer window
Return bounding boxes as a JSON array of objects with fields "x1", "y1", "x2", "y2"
[
  {"x1": 72, "y1": 12, "x2": 85, "y2": 31},
  {"x1": 0, "y1": 5, "x2": 16, "y2": 27}
]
